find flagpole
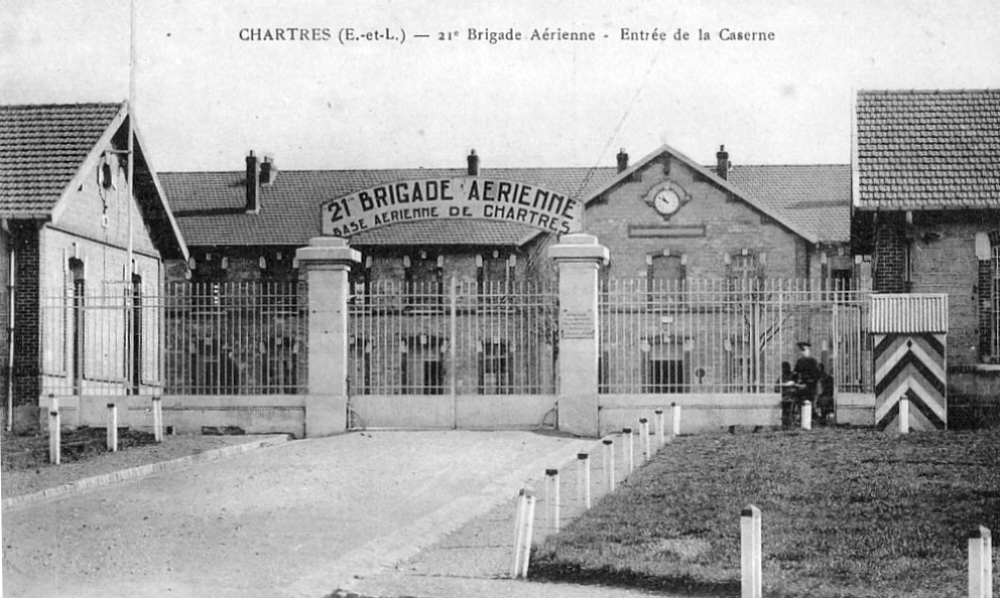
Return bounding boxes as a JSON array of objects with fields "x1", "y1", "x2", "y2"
[{"x1": 127, "y1": 0, "x2": 136, "y2": 278}]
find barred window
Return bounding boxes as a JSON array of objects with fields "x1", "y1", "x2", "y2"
[{"x1": 991, "y1": 245, "x2": 1000, "y2": 361}]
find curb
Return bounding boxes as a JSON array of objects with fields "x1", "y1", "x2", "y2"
[{"x1": 2, "y1": 435, "x2": 291, "y2": 510}]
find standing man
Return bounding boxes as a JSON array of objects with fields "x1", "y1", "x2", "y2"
[{"x1": 792, "y1": 341, "x2": 821, "y2": 411}]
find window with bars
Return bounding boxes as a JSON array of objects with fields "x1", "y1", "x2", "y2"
[{"x1": 991, "y1": 245, "x2": 1000, "y2": 361}]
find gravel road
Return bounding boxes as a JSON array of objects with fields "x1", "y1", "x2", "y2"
[{"x1": 2, "y1": 430, "x2": 591, "y2": 598}]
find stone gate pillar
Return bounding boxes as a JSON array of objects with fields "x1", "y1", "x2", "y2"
[
  {"x1": 548, "y1": 233, "x2": 609, "y2": 437},
  {"x1": 295, "y1": 237, "x2": 361, "y2": 437}
]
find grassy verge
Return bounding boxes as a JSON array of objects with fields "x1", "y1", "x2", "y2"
[{"x1": 530, "y1": 427, "x2": 1000, "y2": 598}]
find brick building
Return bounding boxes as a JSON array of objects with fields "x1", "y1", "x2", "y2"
[
  {"x1": 160, "y1": 144, "x2": 853, "y2": 288},
  {"x1": 0, "y1": 102, "x2": 188, "y2": 430},
  {"x1": 851, "y1": 89, "x2": 1000, "y2": 424}
]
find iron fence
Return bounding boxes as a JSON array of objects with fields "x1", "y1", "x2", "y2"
[
  {"x1": 348, "y1": 279, "x2": 558, "y2": 395},
  {"x1": 39, "y1": 282, "x2": 307, "y2": 397},
  {"x1": 599, "y1": 278, "x2": 872, "y2": 395}
]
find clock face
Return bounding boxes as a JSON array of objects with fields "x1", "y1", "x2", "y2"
[{"x1": 653, "y1": 189, "x2": 680, "y2": 215}]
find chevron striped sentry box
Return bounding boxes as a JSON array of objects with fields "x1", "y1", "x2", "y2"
[{"x1": 871, "y1": 294, "x2": 949, "y2": 431}]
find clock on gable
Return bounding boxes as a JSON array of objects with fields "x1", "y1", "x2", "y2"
[{"x1": 644, "y1": 181, "x2": 690, "y2": 219}]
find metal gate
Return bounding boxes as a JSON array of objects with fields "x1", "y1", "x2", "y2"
[{"x1": 346, "y1": 279, "x2": 559, "y2": 429}]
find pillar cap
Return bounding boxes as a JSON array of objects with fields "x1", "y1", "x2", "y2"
[
  {"x1": 547, "y1": 233, "x2": 609, "y2": 262},
  {"x1": 295, "y1": 236, "x2": 361, "y2": 265}
]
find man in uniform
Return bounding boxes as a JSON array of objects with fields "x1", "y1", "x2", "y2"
[{"x1": 792, "y1": 341, "x2": 821, "y2": 412}]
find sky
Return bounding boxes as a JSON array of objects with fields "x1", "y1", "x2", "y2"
[{"x1": 2, "y1": 0, "x2": 999, "y2": 173}]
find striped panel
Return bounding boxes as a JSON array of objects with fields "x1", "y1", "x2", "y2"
[
  {"x1": 873, "y1": 333, "x2": 947, "y2": 430},
  {"x1": 870, "y1": 294, "x2": 949, "y2": 334}
]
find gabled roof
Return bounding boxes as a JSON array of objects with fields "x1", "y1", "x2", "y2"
[
  {"x1": 161, "y1": 167, "x2": 617, "y2": 247},
  {"x1": 0, "y1": 103, "x2": 123, "y2": 218},
  {"x1": 0, "y1": 101, "x2": 188, "y2": 259},
  {"x1": 727, "y1": 164, "x2": 851, "y2": 244},
  {"x1": 586, "y1": 144, "x2": 823, "y2": 244},
  {"x1": 854, "y1": 89, "x2": 1000, "y2": 211}
]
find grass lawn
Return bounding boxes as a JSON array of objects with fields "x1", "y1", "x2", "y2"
[{"x1": 530, "y1": 427, "x2": 1000, "y2": 598}]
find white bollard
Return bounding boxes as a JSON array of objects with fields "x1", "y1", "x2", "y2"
[
  {"x1": 511, "y1": 488, "x2": 536, "y2": 578},
  {"x1": 801, "y1": 401, "x2": 812, "y2": 431},
  {"x1": 545, "y1": 469, "x2": 561, "y2": 534},
  {"x1": 48, "y1": 402, "x2": 60, "y2": 465},
  {"x1": 899, "y1": 395, "x2": 910, "y2": 435},
  {"x1": 623, "y1": 428, "x2": 634, "y2": 474},
  {"x1": 655, "y1": 409, "x2": 665, "y2": 447},
  {"x1": 107, "y1": 403, "x2": 118, "y2": 452},
  {"x1": 671, "y1": 402, "x2": 681, "y2": 437},
  {"x1": 640, "y1": 418, "x2": 651, "y2": 461},
  {"x1": 741, "y1": 505, "x2": 763, "y2": 598},
  {"x1": 577, "y1": 452, "x2": 591, "y2": 510},
  {"x1": 968, "y1": 525, "x2": 993, "y2": 598},
  {"x1": 152, "y1": 395, "x2": 163, "y2": 442},
  {"x1": 603, "y1": 438, "x2": 616, "y2": 492},
  {"x1": 520, "y1": 491, "x2": 536, "y2": 578}
]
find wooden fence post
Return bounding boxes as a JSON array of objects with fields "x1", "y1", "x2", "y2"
[
  {"x1": 152, "y1": 395, "x2": 163, "y2": 442},
  {"x1": 48, "y1": 399, "x2": 60, "y2": 465},
  {"x1": 578, "y1": 452, "x2": 591, "y2": 510},
  {"x1": 741, "y1": 505, "x2": 762, "y2": 598},
  {"x1": 623, "y1": 428, "x2": 634, "y2": 474},
  {"x1": 969, "y1": 525, "x2": 992, "y2": 598},
  {"x1": 603, "y1": 438, "x2": 616, "y2": 492},
  {"x1": 655, "y1": 409, "x2": 665, "y2": 447},
  {"x1": 545, "y1": 469, "x2": 561, "y2": 534},
  {"x1": 107, "y1": 403, "x2": 118, "y2": 452},
  {"x1": 640, "y1": 417, "x2": 651, "y2": 461}
]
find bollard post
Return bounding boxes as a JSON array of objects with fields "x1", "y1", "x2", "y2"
[
  {"x1": 899, "y1": 395, "x2": 910, "y2": 434},
  {"x1": 801, "y1": 401, "x2": 812, "y2": 431},
  {"x1": 511, "y1": 488, "x2": 537, "y2": 578},
  {"x1": 152, "y1": 395, "x2": 163, "y2": 442},
  {"x1": 623, "y1": 428, "x2": 634, "y2": 474},
  {"x1": 545, "y1": 469, "x2": 561, "y2": 534},
  {"x1": 578, "y1": 453, "x2": 591, "y2": 510},
  {"x1": 107, "y1": 403, "x2": 118, "y2": 452},
  {"x1": 640, "y1": 417, "x2": 651, "y2": 461},
  {"x1": 968, "y1": 525, "x2": 992, "y2": 598},
  {"x1": 48, "y1": 401, "x2": 60, "y2": 465},
  {"x1": 655, "y1": 409, "x2": 665, "y2": 447},
  {"x1": 603, "y1": 438, "x2": 616, "y2": 492},
  {"x1": 672, "y1": 402, "x2": 681, "y2": 437},
  {"x1": 741, "y1": 505, "x2": 762, "y2": 598},
  {"x1": 520, "y1": 490, "x2": 537, "y2": 578}
]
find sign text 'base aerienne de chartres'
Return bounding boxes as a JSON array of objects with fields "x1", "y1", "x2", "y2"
[{"x1": 320, "y1": 177, "x2": 584, "y2": 237}]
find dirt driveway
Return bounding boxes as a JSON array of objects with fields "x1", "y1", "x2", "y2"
[{"x1": 2, "y1": 430, "x2": 592, "y2": 598}]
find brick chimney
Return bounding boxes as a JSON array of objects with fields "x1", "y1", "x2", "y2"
[
  {"x1": 467, "y1": 149, "x2": 479, "y2": 176},
  {"x1": 260, "y1": 155, "x2": 276, "y2": 185},
  {"x1": 716, "y1": 145, "x2": 730, "y2": 181},
  {"x1": 616, "y1": 148, "x2": 629, "y2": 173},
  {"x1": 246, "y1": 151, "x2": 260, "y2": 213}
]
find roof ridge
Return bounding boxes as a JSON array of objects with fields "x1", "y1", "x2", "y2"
[
  {"x1": 857, "y1": 89, "x2": 1000, "y2": 95},
  {"x1": 0, "y1": 101, "x2": 125, "y2": 109},
  {"x1": 160, "y1": 166, "x2": 618, "y2": 175}
]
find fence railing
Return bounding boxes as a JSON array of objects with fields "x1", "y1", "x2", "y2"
[
  {"x1": 348, "y1": 279, "x2": 558, "y2": 395},
  {"x1": 599, "y1": 278, "x2": 872, "y2": 395},
  {"x1": 39, "y1": 282, "x2": 308, "y2": 397}
]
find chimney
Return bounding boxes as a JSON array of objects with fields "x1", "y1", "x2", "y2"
[
  {"x1": 716, "y1": 145, "x2": 730, "y2": 180},
  {"x1": 467, "y1": 149, "x2": 479, "y2": 176},
  {"x1": 616, "y1": 148, "x2": 629, "y2": 173},
  {"x1": 260, "y1": 155, "x2": 276, "y2": 185},
  {"x1": 246, "y1": 151, "x2": 260, "y2": 213}
]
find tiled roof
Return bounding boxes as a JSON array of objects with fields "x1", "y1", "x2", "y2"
[
  {"x1": 0, "y1": 103, "x2": 124, "y2": 218},
  {"x1": 855, "y1": 89, "x2": 1000, "y2": 210},
  {"x1": 161, "y1": 167, "x2": 617, "y2": 247},
  {"x1": 727, "y1": 165, "x2": 851, "y2": 243}
]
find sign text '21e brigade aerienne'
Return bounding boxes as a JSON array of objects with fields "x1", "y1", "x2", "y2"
[{"x1": 321, "y1": 177, "x2": 584, "y2": 237}]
